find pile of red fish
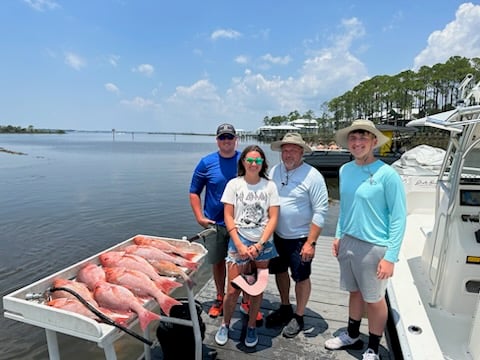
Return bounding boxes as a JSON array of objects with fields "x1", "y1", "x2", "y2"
[{"x1": 47, "y1": 235, "x2": 202, "y2": 330}]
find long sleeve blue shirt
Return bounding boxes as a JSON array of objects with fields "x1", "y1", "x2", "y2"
[{"x1": 335, "y1": 160, "x2": 406, "y2": 263}]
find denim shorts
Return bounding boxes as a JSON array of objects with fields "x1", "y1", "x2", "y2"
[
  {"x1": 268, "y1": 233, "x2": 311, "y2": 283},
  {"x1": 225, "y1": 233, "x2": 278, "y2": 266}
]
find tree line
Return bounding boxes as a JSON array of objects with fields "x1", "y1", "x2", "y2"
[
  {"x1": 263, "y1": 56, "x2": 480, "y2": 131},
  {"x1": 0, "y1": 125, "x2": 65, "y2": 134}
]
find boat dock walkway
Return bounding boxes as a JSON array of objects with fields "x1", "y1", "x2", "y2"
[{"x1": 193, "y1": 235, "x2": 395, "y2": 360}]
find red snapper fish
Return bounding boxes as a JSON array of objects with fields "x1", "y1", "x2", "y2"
[
  {"x1": 47, "y1": 298, "x2": 130, "y2": 325},
  {"x1": 123, "y1": 245, "x2": 198, "y2": 270},
  {"x1": 133, "y1": 235, "x2": 199, "y2": 260},
  {"x1": 99, "y1": 251, "x2": 164, "y2": 281},
  {"x1": 149, "y1": 259, "x2": 194, "y2": 288},
  {"x1": 93, "y1": 282, "x2": 160, "y2": 331},
  {"x1": 76, "y1": 263, "x2": 106, "y2": 290},
  {"x1": 51, "y1": 278, "x2": 99, "y2": 308},
  {"x1": 104, "y1": 267, "x2": 182, "y2": 316}
]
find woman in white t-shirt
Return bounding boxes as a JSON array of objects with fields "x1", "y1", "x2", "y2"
[{"x1": 214, "y1": 145, "x2": 280, "y2": 349}]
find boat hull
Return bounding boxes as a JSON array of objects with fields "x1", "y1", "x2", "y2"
[{"x1": 303, "y1": 149, "x2": 400, "y2": 177}]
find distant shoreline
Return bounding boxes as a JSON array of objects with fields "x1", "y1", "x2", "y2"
[{"x1": 0, "y1": 147, "x2": 27, "y2": 155}]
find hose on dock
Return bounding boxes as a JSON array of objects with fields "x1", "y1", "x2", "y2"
[{"x1": 49, "y1": 286, "x2": 154, "y2": 346}]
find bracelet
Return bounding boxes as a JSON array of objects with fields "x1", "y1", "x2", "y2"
[{"x1": 227, "y1": 227, "x2": 236, "y2": 233}]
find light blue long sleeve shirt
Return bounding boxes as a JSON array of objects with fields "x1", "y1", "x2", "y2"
[
  {"x1": 270, "y1": 162, "x2": 329, "y2": 239},
  {"x1": 335, "y1": 160, "x2": 406, "y2": 263}
]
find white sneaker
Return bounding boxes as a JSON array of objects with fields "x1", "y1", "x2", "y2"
[
  {"x1": 325, "y1": 331, "x2": 362, "y2": 350},
  {"x1": 215, "y1": 324, "x2": 229, "y2": 346},
  {"x1": 363, "y1": 348, "x2": 380, "y2": 360}
]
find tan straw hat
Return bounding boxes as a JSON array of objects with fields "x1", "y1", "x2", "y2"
[
  {"x1": 271, "y1": 132, "x2": 312, "y2": 153},
  {"x1": 335, "y1": 119, "x2": 390, "y2": 149}
]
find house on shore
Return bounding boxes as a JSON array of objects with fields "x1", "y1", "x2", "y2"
[{"x1": 256, "y1": 119, "x2": 319, "y2": 142}]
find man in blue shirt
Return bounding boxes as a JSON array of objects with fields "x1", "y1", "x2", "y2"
[{"x1": 189, "y1": 123, "x2": 240, "y2": 318}]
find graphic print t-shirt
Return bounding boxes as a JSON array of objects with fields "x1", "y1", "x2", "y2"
[{"x1": 221, "y1": 177, "x2": 280, "y2": 242}]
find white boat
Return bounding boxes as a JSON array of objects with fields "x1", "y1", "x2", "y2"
[
  {"x1": 303, "y1": 124, "x2": 416, "y2": 177},
  {"x1": 387, "y1": 74, "x2": 480, "y2": 360}
]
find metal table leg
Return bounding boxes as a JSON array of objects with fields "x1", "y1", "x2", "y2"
[
  {"x1": 186, "y1": 286, "x2": 202, "y2": 360},
  {"x1": 143, "y1": 328, "x2": 151, "y2": 360},
  {"x1": 102, "y1": 342, "x2": 118, "y2": 360},
  {"x1": 45, "y1": 329, "x2": 60, "y2": 360}
]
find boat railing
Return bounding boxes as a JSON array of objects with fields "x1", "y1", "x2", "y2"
[{"x1": 428, "y1": 119, "x2": 480, "y2": 307}]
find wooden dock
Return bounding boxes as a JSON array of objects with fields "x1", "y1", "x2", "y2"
[{"x1": 192, "y1": 235, "x2": 396, "y2": 360}]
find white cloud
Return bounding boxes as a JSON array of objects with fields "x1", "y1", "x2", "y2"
[
  {"x1": 235, "y1": 55, "x2": 249, "y2": 64},
  {"x1": 148, "y1": 17, "x2": 370, "y2": 132},
  {"x1": 64, "y1": 52, "x2": 86, "y2": 70},
  {"x1": 332, "y1": 17, "x2": 366, "y2": 52},
  {"x1": 413, "y1": 3, "x2": 480, "y2": 69},
  {"x1": 223, "y1": 17, "x2": 368, "y2": 121},
  {"x1": 261, "y1": 54, "x2": 292, "y2": 65},
  {"x1": 132, "y1": 64, "x2": 155, "y2": 77},
  {"x1": 158, "y1": 80, "x2": 229, "y2": 131},
  {"x1": 120, "y1": 96, "x2": 158, "y2": 109},
  {"x1": 169, "y1": 79, "x2": 221, "y2": 102},
  {"x1": 108, "y1": 55, "x2": 120, "y2": 67},
  {"x1": 104, "y1": 83, "x2": 120, "y2": 95},
  {"x1": 211, "y1": 29, "x2": 242, "y2": 40},
  {"x1": 23, "y1": 0, "x2": 59, "y2": 12}
]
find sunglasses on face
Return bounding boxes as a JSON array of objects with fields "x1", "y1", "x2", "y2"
[
  {"x1": 245, "y1": 157, "x2": 264, "y2": 165},
  {"x1": 217, "y1": 134, "x2": 235, "y2": 140}
]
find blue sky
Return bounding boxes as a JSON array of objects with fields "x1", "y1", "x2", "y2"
[{"x1": 1, "y1": 0, "x2": 480, "y2": 133}]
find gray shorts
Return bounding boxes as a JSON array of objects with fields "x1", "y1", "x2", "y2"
[
  {"x1": 204, "y1": 224, "x2": 229, "y2": 265},
  {"x1": 337, "y1": 234, "x2": 387, "y2": 303}
]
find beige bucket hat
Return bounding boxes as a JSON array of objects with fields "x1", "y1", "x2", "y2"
[
  {"x1": 271, "y1": 132, "x2": 312, "y2": 153},
  {"x1": 335, "y1": 119, "x2": 390, "y2": 149}
]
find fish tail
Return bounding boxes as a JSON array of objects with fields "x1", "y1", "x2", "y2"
[
  {"x1": 138, "y1": 309, "x2": 161, "y2": 331},
  {"x1": 183, "y1": 260, "x2": 198, "y2": 270},
  {"x1": 154, "y1": 280, "x2": 182, "y2": 294},
  {"x1": 178, "y1": 252, "x2": 197, "y2": 261},
  {"x1": 157, "y1": 295, "x2": 182, "y2": 316}
]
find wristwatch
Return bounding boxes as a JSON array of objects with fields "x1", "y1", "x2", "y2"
[{"x1": 310, "y1": 241, "x2": 316, "y2": 247}]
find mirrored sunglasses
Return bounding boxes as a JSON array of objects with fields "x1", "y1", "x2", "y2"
[
  {"x1": 245, "y1": 157, "x2": 264, "y2": 165},
  {"x1": 217, "y1": 134, "x2": 235, "y2": 140}
]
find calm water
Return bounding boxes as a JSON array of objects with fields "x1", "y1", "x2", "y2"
[{"x1": 0, "y1": 132, "x2": 338, "y2": 360}]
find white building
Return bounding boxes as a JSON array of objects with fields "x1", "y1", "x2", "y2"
[{"x1": 287, "y1": 119, "x2": 319, "y2": 133}]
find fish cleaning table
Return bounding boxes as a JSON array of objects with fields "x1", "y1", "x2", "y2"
[{"x1": 2, "y1": 235, "x2": 207, "y2": 360}]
